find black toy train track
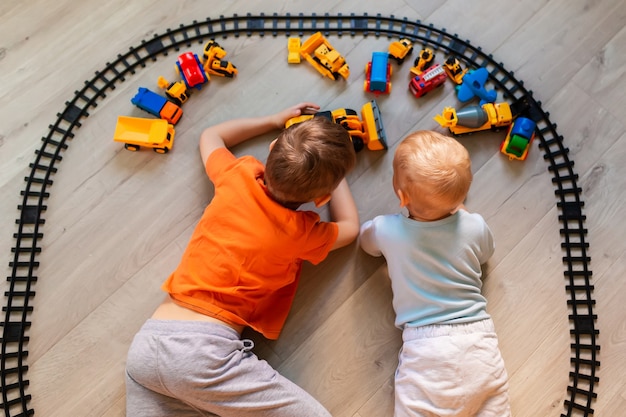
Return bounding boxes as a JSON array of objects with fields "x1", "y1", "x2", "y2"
[{"x1": 1, "y1": 13, "x2": 598, "y2": 417}]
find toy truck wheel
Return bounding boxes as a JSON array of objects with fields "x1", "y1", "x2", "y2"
[
  {"x1": 124, "y1": 144, "x2": 139, "y2": 152},
  {"x1": 351, "y1": 136, "x2": 365, "y2": 153},
  {"x1": 153, "y1": 147, "x2": 169, "y2": 154},
  {"x1": 166, "y1": 93, "x2": 182, "y2": 106}
]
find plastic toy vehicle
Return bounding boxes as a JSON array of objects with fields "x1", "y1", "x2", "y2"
[
  {"x1": 201, "y1": 40, "x2": 238, "y2": 77},
  {"x1": 443, "y1": 56, "x2": 468, "y2": 84},
  {"x1": 388, "y1": 38, "x2": 413, "y2": 64},
  {"x1": 409, "y1": 64, "x2": 446, "y2": 98},
  {"x1": 500, "y1": 116, "x2": 536, "y2": 160},
  {"x1": 409, "y1": 48, "x2": 435, "y2": 76},
  {"x1": 364, "y1": 51, "x2": 392, "y2": 95},
  {"x1": 113, "y1": 116, "x2": 175, "y2": 154},
  {"x1": 433, "y1": 102, "x2": 513, "y2": 135},
  {"x1": 287, "y1": 37, "x2": 301, "y2": 63},
  {"x1": 202, "y1": 40, "x2": 227, "y2": 64},
  {"x1": 205, "y1": 59, "x2": 238, "y2": 77},
  {"x1": 176, "y1": 52, "x2": 209, "y2": 90},
  {"x1": 299, "y1": 32, "x2": 350, "y2": 80},
  {"x1": 157, "y1": 76, "x2": 191, "y2": 106},
  {"x1": 285, "y1": 100, "x2": 387, "y2": 152},
  {"x1": 456, "y1": 67, "x2": 497, "y2": 105},
  {"x1": 131, "y1": 87, "x2": 183, "y2": 125}
]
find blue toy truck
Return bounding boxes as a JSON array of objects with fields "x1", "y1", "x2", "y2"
[
  {"x1": 364, "y1": 51, "x2": 392, "y2": 94},
  {"x1": 131, "y1": 87, "x2": 183, "y2": 125}
]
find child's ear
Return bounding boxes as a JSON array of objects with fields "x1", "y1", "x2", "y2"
[
  {"x1": 314, "y1": 194, "x2": 332, "y2": 207},
  {"x1": 397, "y1": 189, "x2": 410, "y2": 208},
  {"x1": 269, "y1": 138, "x2": 278, "y2": 151}
]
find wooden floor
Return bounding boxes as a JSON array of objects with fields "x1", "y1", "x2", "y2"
[{"x1": 1, "y1": 0, "x2": 625, "y2": 416}]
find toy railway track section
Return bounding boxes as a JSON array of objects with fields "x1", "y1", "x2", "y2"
[{"x1": 1, "y1": 13, "x2": 598, "y2": 417}]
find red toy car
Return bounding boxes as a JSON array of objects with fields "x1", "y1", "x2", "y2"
[
  {"x1": 409, "y1": 64, "x2": 447, "y2": 98},
  {"x1": 176, "y1": 52, "x2": 209, "y2": 90}
]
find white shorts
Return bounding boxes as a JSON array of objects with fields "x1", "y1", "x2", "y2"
[{"x1": 395, "y1": 319, "x2": 511, "y2": 417}]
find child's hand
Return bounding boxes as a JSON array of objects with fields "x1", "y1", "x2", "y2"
[{"x1": 272, "y1": 102, "x2": 320, "y2": 128}]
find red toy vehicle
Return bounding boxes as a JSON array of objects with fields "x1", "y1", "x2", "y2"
[
  {"x1": 176, "y1": 52, "x2": 209, "y2": 90},
  {"x1": 409, "y1": 64, "x2": 446, "y2": 98}
]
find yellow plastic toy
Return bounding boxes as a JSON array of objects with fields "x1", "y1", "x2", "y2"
[
  {"x1": 157, "y1": 76, "x2": 191, "y2": 106},
  {"x1": 388, "y1": 38, "x2": 413, "y2": 64},
  {"x1": 201, "y1": 40, "x2": 237, "y2": 77},
  {"x1": 287, "y1": 37, "x2": 301, "y2": 64},
  {"x1": 113, "y1": 116, "x2": 175, "y2": 154},
  {"x1": 285, "y1": 101, "x2": 387, "y2": 152},
  {"x1": 299, "y1": 32, "x2": 349, "y2": 80},
  {"x1": 433, "y1": 103, "x2": 513, "y2": 136}
]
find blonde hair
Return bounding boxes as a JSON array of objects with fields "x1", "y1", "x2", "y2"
[
  {"x1": 265, "y1": 116, "x2": 356, "y2": 205},
  {"x1": 393, "y1": 130, "x2": 472, "y2": 209}
]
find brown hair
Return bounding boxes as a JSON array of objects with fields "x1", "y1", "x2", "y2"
[
  {"x1": 393, "y1": 130, "x2": 472, "y2": 208},
  {"x1": 265, "y1": 116, "x2": 356, "y2": 205}
]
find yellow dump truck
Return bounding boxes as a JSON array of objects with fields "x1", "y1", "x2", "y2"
[{"x1": 113, "y1": 116, "x2": 175, "y2": 154}]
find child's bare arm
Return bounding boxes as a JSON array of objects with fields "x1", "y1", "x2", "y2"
[
  {"x1": 329, "y1": 179, "x2": 360, "y2": 250},
  {"x1": 199, "y1": 102, "x2": 320, "y2": 166}
]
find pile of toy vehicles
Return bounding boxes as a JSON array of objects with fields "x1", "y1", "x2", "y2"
[{"x1": 113, "y1": 40, "x2": 237, "y2": 153}]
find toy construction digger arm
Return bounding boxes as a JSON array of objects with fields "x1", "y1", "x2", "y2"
[{"x1": 433, "y1": 107, "x2": 458, "y2": 128}]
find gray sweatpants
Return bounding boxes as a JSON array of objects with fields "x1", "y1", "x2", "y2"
[{"x1": 125, "y1": 319, "x2": 331, "y2": 417}]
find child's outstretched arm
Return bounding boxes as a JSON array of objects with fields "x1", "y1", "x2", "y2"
[
  {"x1": 199, "y1": 102, "x2": 320, "y2": 166},
  {"x1": 329, "y1": 179, "x2": 360, "y2": 250}
]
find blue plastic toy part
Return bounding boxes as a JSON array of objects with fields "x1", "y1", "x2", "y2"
[{"x1": 455, "y1": 67, "x2": 497, "y2": 105}]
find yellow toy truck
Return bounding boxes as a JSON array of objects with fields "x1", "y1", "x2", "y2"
[
  {"x1": 299, "y1": 32, "x2": 350, "y2": 80},
  {"x1": 433, "y1": 102, "x2": 513, "y2": 136},
  {"x1": 157, "y1": 76, "x2": 191, "y2": 106},
  {"x1": 201, "y1": 40, "x2": 238, "y2": 77},
  {"x1": 113, "y1": 116, "x2": 175, "y2": 154},
  {"x1": 287, "y1": 37, "x2": 301, "y2": 63},
  {"x1": 285, "y1": 100, "x2": 387, "y2": 152},
  {"x1": 388, "y1": 38, "x2": 413, "y2": 64}
]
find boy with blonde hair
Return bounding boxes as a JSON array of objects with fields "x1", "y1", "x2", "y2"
[
  {"x1": 360, "y1": 130, "x2": 511, "y2": 417},
  {"x1": 126, "y1": 103, "x2": 359, "y2": 417}
]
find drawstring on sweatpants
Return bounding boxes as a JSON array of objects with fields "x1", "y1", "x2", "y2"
[{"x1": 241, "y1": 339, "x2": 254, "y2": 352}]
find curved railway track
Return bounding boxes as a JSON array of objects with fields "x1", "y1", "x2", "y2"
[{"x1": 1, "y1": 13, "x2": 598, "y2": 417}]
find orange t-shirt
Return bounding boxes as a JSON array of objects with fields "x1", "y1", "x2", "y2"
[{"x1": 162, "y1": 148, "x2": 338, "y2": 339}]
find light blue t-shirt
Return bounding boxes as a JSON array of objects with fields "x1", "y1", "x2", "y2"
[{"x1": 359, "y1": 210, "x2": 494, "y2": 329}]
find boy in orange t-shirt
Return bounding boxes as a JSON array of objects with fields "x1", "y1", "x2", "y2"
[{"x1": 125, "y1": 102, "x2": 358, "y2": 417}]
